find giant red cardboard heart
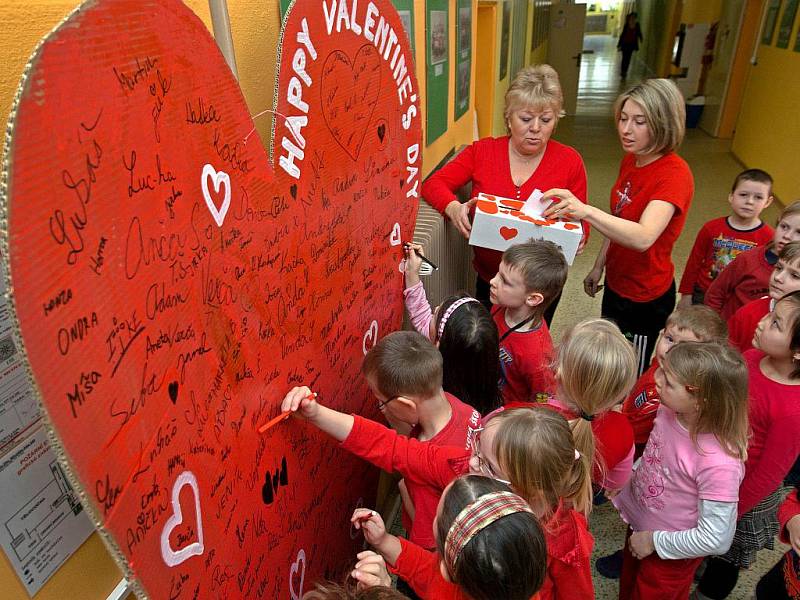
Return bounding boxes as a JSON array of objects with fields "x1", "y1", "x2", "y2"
[{"x1": 1, "y1": 0, "x2": 421, "y2": 597}]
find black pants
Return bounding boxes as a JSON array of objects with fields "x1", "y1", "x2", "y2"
[
  {"x1": 601, "y1": 282, "x2": 676, "y2": 376},
  {"x1": 696, "y1": 557, "x2": 740, "y2": 599},
  {"x1": 620, "y1": 48, "x2": 635, "y2": 77},
  {"x1": 396, "y1": 578, "x2": 422, "y2": 600},
  {"x1": 756, "y1": 550, "x2": 798, "y2": 599},
  {"x1": 475, "y1": 276, "x2": 561, "y2": 326}
]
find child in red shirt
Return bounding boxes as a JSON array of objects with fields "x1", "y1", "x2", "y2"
[
  {"x1": 490, "y1": 240, "x2": 568, "y2": 404},
  {"x1": 548, "y1": 318, "x2": 638, "y2": 491},
  {"x1": 355, "y1": 332, "x2": 479, "y2": 549},
  {"x1": 621, "y1": 305, "x2": 728, "y2": 455},
  {"x1": 729, "y1": 240, "x2": 800, "y2": 353},
  {"x1": 705, "y1": 200, "x2": 800, "y2": 320},
  {"x1": 678, "y1": 169, "x2": 774, "y2": 306},
  {"x1": 697, "y1": 291, "x2": 800, "y2": 599},
  {"x1": 352, "y1": 475, "x2": 547, "y2": 600},
  {"x1": 281, "y1": 387, "x2": 595, "y2": 600}
]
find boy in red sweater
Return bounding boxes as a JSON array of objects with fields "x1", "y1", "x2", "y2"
[
  {"x1": 678, "y1": 169, "x2": 774, "y2": 307},
  {"x1": 489, "y1": 239, "x2": 568, "y2": 404},
  {"x1": 729, "y1": 241, "x2": 800, "y2": 353},
  {"x1": 705, "y1": 200, "x2": 800, "y2": 320}
]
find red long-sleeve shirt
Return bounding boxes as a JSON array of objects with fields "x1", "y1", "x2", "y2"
[
  {"x1": 389, "y1": 508, "x2": 592, "y2": 600},
  {"x1": 728, "y1": 296, "x2": 771, "y2": 353},
  {"x1": 421, "y1": 136, "x2": 587, "y2": 282},
  {"x1": 738, "y1": 350, "x2": 800, "y2": 517},
  {"x1": 621, "y1": 361, "x2": 660, "y2": 445},
  {"x1": 704, "y1": 246, "x2": 775, "y2": 321},
  {"x1": 678, "y1": 217, "x2": 773, "y2": 295},
  {"x1": 778, "y1": 489, "x2": 800, "y2": 545},
  {"x1": 341, "y1": 415, "x2": 471, "y2": 548}
]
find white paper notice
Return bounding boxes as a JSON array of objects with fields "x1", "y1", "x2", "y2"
[
  {"x1": 0, "y1": 267, "x2": 93, "y2": 596},
  {"x1": 0, "y1": 426, "x2": 93, "y2": 596}
]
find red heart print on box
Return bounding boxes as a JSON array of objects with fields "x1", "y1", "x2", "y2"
[
  {"x1": 499, "y1": 226, "x2": 519, "y2": 240},
  {"x1": 1, "y1": 0, "x2": 421, "y2": 597}
]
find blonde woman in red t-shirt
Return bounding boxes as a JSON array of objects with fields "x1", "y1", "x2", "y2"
[{"x1": 543, "y1": 79, "x2": 693, "y2": 373}]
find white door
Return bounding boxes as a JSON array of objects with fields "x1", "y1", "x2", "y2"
[{"x1": 547, "y1": 3, "x2": 587, "y2": 116}]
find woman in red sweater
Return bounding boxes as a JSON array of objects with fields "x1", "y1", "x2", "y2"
[
  {"x1": 421, "y1": 64, "x2": 587, "y2": 322},
  {"x1": 543, "y1": 79, "x2": 693, "y2": 374}
]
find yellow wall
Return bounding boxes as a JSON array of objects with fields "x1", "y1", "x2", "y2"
[
  {"x1": 419, "y1": 1, "x2": 479, "y2": 178},
  {"x1": 732, "y1": 11, "x2": 800, "y2": 202},
  {"x1": 492, "y1": 0, "x2": 512, "y2": 136},
  {"x1": 680, "y1": 0, "x2": 723, "y2": 24},
  {"x1": 476, "y1": 3, "x2": 499, "y2": 139}
]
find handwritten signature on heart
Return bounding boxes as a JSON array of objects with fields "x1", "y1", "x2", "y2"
[
  {"x1": 201, "y1": 164, "x2": 231, "y2": 227},
  {"x1": 160, "y1": 471, "x2": 204, "y2": 567}
]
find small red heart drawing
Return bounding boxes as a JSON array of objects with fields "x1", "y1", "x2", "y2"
[{"x1": 499, "y1": 226, "x2": 518, "y2": 240}]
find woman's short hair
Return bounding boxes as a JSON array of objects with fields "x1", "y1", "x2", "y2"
[
  {"x1": 504, "y1": 64, "x2": 565, "y2": 124},
  {"x1": 614, "y1": 78, "x2": 686, "y2": 155}
]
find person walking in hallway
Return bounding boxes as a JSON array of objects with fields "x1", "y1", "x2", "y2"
[{"x1": 618, "y1": 13, "x2": 643, "y2": 79}]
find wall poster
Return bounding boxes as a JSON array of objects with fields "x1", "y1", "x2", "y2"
[
  {"x1": 455, "y1": 0, "x2": 472, "y2": 120},
  {"x1": 393, "y1": 0, "x2": 416, "y2": 56},
  {"x1": 776, "y1": 0, "x2": 799, "y2": 48},
  {"x1": 762, "y1": 0, "x2": 783, "y2": 45},
  {"x1": 1, "y1": 0, "x2": 422, "y2": 598},
  {"x1": 499, "y1": 0, "x2": 512, "y2": 80},
  {"x1": 426, "y1": 0, "x2": 450, "y2": 143}
]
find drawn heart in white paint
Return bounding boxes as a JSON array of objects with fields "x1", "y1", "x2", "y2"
[
  {"x1": 362, "y1": 320, "x2": 378, "y2": 355},
  {"x1": 201, "y1": 163, "x2": 231, "y2": 227},
  {"x1": 160, "y1": 471, "x2": 205, "y2": 567},
  {"x1": 389, "y1": 222, "x2": 402, "y2": 246},
  {"x1": 289, "y1": 548, "x2": 306, "y2": 600}
]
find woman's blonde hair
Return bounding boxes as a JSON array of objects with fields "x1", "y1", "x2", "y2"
[
  {"x1": 504, "y1": 64, "x2": 565, "y2": 125},
  {"x1": 614, "y1": 78, "x2": 686, "y2": 155},
  {"x1": 661, "y1": 341, "x2": 749, "y2": 461},
  {"x1": 492, "y1": 408, "x2": 592, "y2": 517},
  {"x1": 555, "y1": 319, "x2": 637, "y2": 483}
]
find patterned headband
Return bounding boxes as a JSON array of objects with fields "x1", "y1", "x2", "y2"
[
  {"x1": 437, "y1": 297, "x2": 481, "y2": 340},
  {"x1": 444, "y1": 491, "x2": 533, "y2": 575}
]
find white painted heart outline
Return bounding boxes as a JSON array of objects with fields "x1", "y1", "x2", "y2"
[
  {"x1": 289, "y1": 548, "x2": 306, "y2": 600},
  {"x1": 201, "y1": 163, "x2": 231, "y2": 227},
  {"x1": 389, "y1": 222, "x2": 401, "y2": 246},
  {"x1": 160, "y1": 471, "x2": 205, "y2": 567},
  {"x1": 362, "y1": 320, "x2": 378, "y2": 355}
]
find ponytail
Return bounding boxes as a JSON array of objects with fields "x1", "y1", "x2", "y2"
[
  {"x1": 563, "y1": 418, "x2": 594, "y2": 516},
  {"x1": 555, "y1": 318, "x2": 637, "y2": 490},
  {"x1": 493, "y1": 408, "x2": 591, "y2": 517}
]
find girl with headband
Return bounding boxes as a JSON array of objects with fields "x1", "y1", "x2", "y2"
[
  {"x1": 351, "y1": 475, "x2": 546, "y2": 600},
  {"x1": 281, "y1": 387, "x2": 595, "y2": 600},
  {"x1": 403, "y1": 243, "x2": 501, "y2": 415}
]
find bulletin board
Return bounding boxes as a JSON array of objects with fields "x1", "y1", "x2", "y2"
[
  {"x1": 1, "y1": 0, "x2": 422, "y2": 598},
  {"x1": 425, "y1": 0, "x2": 450, "y2": 144},
  {"x1": 393, "y1": 0, "x2": 416, "y2": 55},
  {"x1": 454, "y1": 0, "x2": 472, "y2": 120}
]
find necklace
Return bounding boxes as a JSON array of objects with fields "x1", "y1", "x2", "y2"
[{"x1": 509, "y1": 145, "x2": 536, "y2": 164}]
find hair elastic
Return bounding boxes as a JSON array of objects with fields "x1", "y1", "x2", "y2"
[
  {"x1": 444, "y1": 491, "x2": 532, "y2": 575},
  {"x1": 437, "y1": 297, "x2": 480, "y2": 340},
  {"x1": 574, "y1": 449, "x2": 581, "y2": 461},
  {"x1": 579, "y1": 410, "x2": 594, "y2": 422}
]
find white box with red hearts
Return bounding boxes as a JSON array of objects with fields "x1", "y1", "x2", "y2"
[{"x1": 468, "y1": 192, "x2": 583, "y2": 264}]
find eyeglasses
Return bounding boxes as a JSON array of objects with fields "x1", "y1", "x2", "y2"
[
  {"x1": 377, "y1": 395, "x2": 398, "y2": 411},
  {"x1": 470, "y1": 427, "x2": 511, "y2": 485}
]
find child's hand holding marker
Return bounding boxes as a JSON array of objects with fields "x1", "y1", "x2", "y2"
[
  {"x1": 280, "y1": 386, "x2": 319, "y2": 420},
  {"x1": 350, "y1": 508, "x2": 386, "y2": 547}
]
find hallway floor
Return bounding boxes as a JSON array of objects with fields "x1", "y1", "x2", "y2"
[{"x1": 549, "y1": 35, "x2": 787, "y2": 600}]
